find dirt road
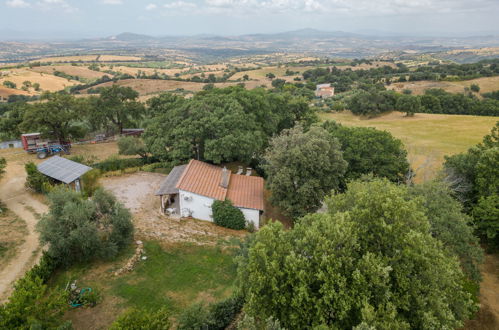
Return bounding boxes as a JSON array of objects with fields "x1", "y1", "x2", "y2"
[{"x1": 0, "y1": 158, "x2": 47, "y2": 302}]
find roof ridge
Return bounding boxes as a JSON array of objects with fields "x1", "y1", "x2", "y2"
[{"x1": 175, "y1": 159, "x2": 194, "y2": 189}]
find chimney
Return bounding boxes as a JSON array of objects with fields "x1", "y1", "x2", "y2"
[
  {"x1": 245, "y1": 168, "x2": 252, "y2": 176},
  {"x1": 220, "y1": 167, "x2": 230, "y2": 188},
  {"x1": 236, "y1": 165, "x2": 243, "y2": 175}
]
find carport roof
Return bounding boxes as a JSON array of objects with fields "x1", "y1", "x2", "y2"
[
  {"x1": 37, "y1": 156, "x2": 92, "y2": 184},
  {"x1": 155, "y1": 164, "x2": 188, "y2": 196}
]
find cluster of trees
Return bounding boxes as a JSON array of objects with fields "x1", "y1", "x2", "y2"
[
  {"x1": 143, "y1": 86, "x2": 316, "y2": 165},
  {"x1": 0, "y1": 86, "x2": 144, "y2": 142},
  {"x1": 444, "y1": 122, "x2": 499, "y2": 249},
  {"x1": 348, "y1": 88, "x2": 499, "y2": 117},
  {"x1": 237, "y1": 178, "x2": 482, "y2": 329},
  {"x1": 303, "y1": 59, "x2": 499, "y2": 92},
  {"x1": 263, "y1": 122, "x2": 410, "y2": 218}
]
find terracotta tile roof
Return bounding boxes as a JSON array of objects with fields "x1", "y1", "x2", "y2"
[
  {"x1": 175, "y1": 159, "x2": 264, "y2": 211},
  {"x1": 176, "y1": 159, "x2": 229, "y2": 201},
  {"x1": 227, "y1": 174, "x2": 265, "y2": 211}
]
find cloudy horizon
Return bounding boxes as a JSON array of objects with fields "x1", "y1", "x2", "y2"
[{"x1": 2, "y1": 0, "x2": 499, "y2": 39}]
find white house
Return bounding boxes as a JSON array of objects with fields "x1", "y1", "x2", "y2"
[{"x1": 155, "y1": 159, "x2": 265, "y2": 228}]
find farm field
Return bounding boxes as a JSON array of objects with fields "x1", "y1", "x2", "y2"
[
  {"x1": 32, "y1": 55, "x2": 142, "y2": 63},
  {"x1": 320, "y1": 111, "x2": 498, "y2": 182},
  {"x1": 388, "y1": 76, "x2": 499, "y2": 95},
  {"x1": 30, "y1": 65, "x2": 111, "y2": 80},
  {"x1": 0, "y1": 208, "x2": 28, "y2": 267},
  {"x1": 0, "y1": 68, "x2": 80, "y2": 93}
]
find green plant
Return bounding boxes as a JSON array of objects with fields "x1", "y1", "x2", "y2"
[
  {"x1": 212, "y1": 199, "x2": 246, "y2": 230},
  {"x1": 25, "y1": 162, "x2": 52, "y2": 193},
  {"x1": 109, "y1": 307, "x2": 170, "y2": 330},
  {"x1": 81, "y1": 168, "x2": 101, "y2": 197}
]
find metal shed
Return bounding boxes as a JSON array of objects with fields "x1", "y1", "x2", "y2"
[{"x1": 37, "y1": 156, "x2": 92, "y2": 192}]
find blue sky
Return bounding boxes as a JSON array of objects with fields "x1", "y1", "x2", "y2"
[{"x1": 2, "y1": 0, "x2": 499, "y2": 39}]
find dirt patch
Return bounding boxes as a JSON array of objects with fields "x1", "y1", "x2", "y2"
[
  {"x1": 465, "y1": 253, "x2": 499, "y2": 329},
  {"x1": 100, "y1": 172, "x2": 247, "y2": 245},
  {"x1": 0, "y1": 208, "x2": 28, "y2": 266}
]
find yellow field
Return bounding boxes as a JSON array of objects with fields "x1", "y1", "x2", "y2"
[
  {"x1": 320, "y1": 111, "x2": 498, "y2": 182},
  {"x1": 31, "y1": 65, "x2": 110, "y2": 80},
  {"x1": 0, "y1": 68, "x2": 80, "y2": 93},
  {"x1": 32, "y1": 55, "x2": 142, "y2": 63},
  {"x1": 388, "y1": 76, "x2": 499, "y2": 95}
]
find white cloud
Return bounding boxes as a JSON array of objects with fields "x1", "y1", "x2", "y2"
[
  {"x1": 145, "y1": 3, "x2": 157, "y2": 10},
  {"x1": 163, "y1": 1, "x2": 196, "y2": 9},
  {"x1": 36, "y1": 0, "x2": 78, "y2": 13},
  {"x1": 101, "y1": 0, "x2": 123, "y2": 4},
  {"x1": 6, "y1": 0, "x2": 30, "y2": 8}
]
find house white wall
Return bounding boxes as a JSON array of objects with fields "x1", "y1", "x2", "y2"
[
  {"x1": 179, "y1": 190, "x2": 215, "y2": 222},
  {"x1": 240, "y1": 207, "x2": 260, "y2": 229},
  {"x1": 179, "y1": 189, "x2": 261, "y2": 228}
]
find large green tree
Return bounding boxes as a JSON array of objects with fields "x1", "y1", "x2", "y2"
[
  {"x1": 263, "y1": 125, "x2": 347, "y2": 218},
  {"x1": 238, "y1": 179, "x2": 476, "y2": 329},
  {"x1": 444, "y1": 122, "x2": 498, "y2": 248},
  {"x1": 37, "y1": 187, "x2": 134, "y2": 266},
  {"x1": 323, "y1": 121, "x2": 409, "y2": 185},
  {"x1": 90, "y1": 85, "x2": 144, "y2": 134},
  {"x1": 20, "y1": 92, "x2": 86, "y2": 144},
  {"x1": 409, "y1": 181, "x2": 483, "y2": 282}
]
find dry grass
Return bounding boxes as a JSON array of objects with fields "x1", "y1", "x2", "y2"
[
  {"x1": 0, "y1": 208, "x2": 28, "y2": 267},
  {"x1": 0, "y1": 68, "x2": 80, "y2": 93},
  {"x1": 388, "y1": 76, "x2": 499, "y2": 95},
  {"x1": 0, "y1": 85, "x2": 30, "y2": 98},
  {"x1": 32, "y1": 55, "x2": 142, "y2": 63},
  {"x1": 320, "y1": 111, "x2": 498, "y2": 182},
  {"x1": 31, "y1": 65, "x2": 110, "y2": 80}
]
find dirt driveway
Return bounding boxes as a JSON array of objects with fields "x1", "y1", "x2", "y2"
[
  {"x1": 100, "y1": 172, "x2": 246, "y2": 245},
  {"x1": 0, "y1": 155, "x2": 47, "y2": 302}
]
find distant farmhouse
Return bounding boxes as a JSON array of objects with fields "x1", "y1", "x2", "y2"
[
  {"x1": 37, "y1": 156, "x2": 92, "y2": 192},
  {"x1": 156, "y1": 159, "x2": 264, "y2": 228},
  {"x1": 315, "y1": 83, "x2": 335, "y2": 98}
]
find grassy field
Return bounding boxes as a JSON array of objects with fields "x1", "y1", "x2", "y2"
[
  {"x1": 388, "y1": 76, "x2": 499, "y2": 95},
  {"x1": 31, "y1": 65, "x2": 110, "y2": 80},
  {"x1": 53, "y1": 241, "x2": 238, "y2": 329},
  {"x1": 0, "y1": 68, "x2": 81, "y2": 94},
  {"x1": 320, "y1": 111, "x2": 498, "y2": 182},
  {"x1": 32, "y1": 55, "x2": 142, "y2": 63}
]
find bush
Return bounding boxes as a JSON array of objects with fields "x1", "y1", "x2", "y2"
[
  {"x1": 177, "y1": 296, "x2": 244, "y2": 330},
  {"x1": 109, "y1": 307, "x2": 170, "y2": 330},
  {"x1": 212, "y1": 199, "x2": 246, "y2": 230},
  {"x1": 37, "y1": 187, "x2": 134, "y2": 266},
  {"x1": 81, "y1": 168, "x2": 101, "y2": 197},
  {"x1": 92, "y1": 155, "x2": 151, "y2": 172},
  {"x1": 25, "y1": 162, "x2": 52, "y2": 193}
]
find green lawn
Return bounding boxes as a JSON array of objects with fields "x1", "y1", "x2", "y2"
[
  {"x1": 51, "y1": 241, "x2": 239, "y2": 328},
  {"x1": 111, "y1": 242, "x2": 237, "y2": 312}
]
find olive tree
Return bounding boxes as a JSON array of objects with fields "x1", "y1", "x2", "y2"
[
  {"x1": 238, "y1": 179, "x2": 476, "y2": 329},
  {"x1": 263, "y1": 124, "x2": 347, "y2": 219}
]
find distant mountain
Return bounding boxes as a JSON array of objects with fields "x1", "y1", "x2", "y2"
[{"x1": 110, "y1": 32, "x2": 157, "y2": 41}]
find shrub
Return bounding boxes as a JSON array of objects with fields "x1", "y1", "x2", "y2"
[
  {"x1": 109, "y1": 307, "x2": 170, "y2": 330},
  {"x1": 81, "y1": 169, "x2": 101, "y2": 197},
  {"x1": 25, "y1": 162, "x2": 52, "y2": 193},
  {"x1": 37, "y1": 187, "x2": 134, "y2": 266},
  {"x1": 177, "y1": 296, "x2": 244, "y2": 330},
  {"x1": 212, "y1": 199, "x2": 246, "y2": 230},
  {"x1": 470, "y1": 84, "x2": 480, "y2": 92},
  {"x1": 177, "y1": 303, "x2": 210, "y2": 330},
  {"x1": 92, "y1": 155, "x2": 150, "y2": 172}
]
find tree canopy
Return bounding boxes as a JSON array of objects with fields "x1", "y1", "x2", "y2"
[
  {"x1": 37, "y1": 187, "x2": 134, "y2": 266},
  {"x1": 263, "y1": 124, "x2": 347, "y2": 218},
  {"x1": 20, "y1": 92, "x2": 86, "y2": 144},
  {"x1": 323, "y1": 121, "x2": 409, "y2": 185},
  {"x1": 238, "y1": 178, "x2": 476, "y2": 329},
  {"x1": 143, "y1": 86, "x2": 315, "y2": 165}
]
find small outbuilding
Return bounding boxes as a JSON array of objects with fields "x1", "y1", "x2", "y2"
[
  {"x1": 315, "y1": 83, "x2": 335, "y2": 98},
  {"x1": 37, "y1": 156, "x2": 92, "y2": 192}
]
